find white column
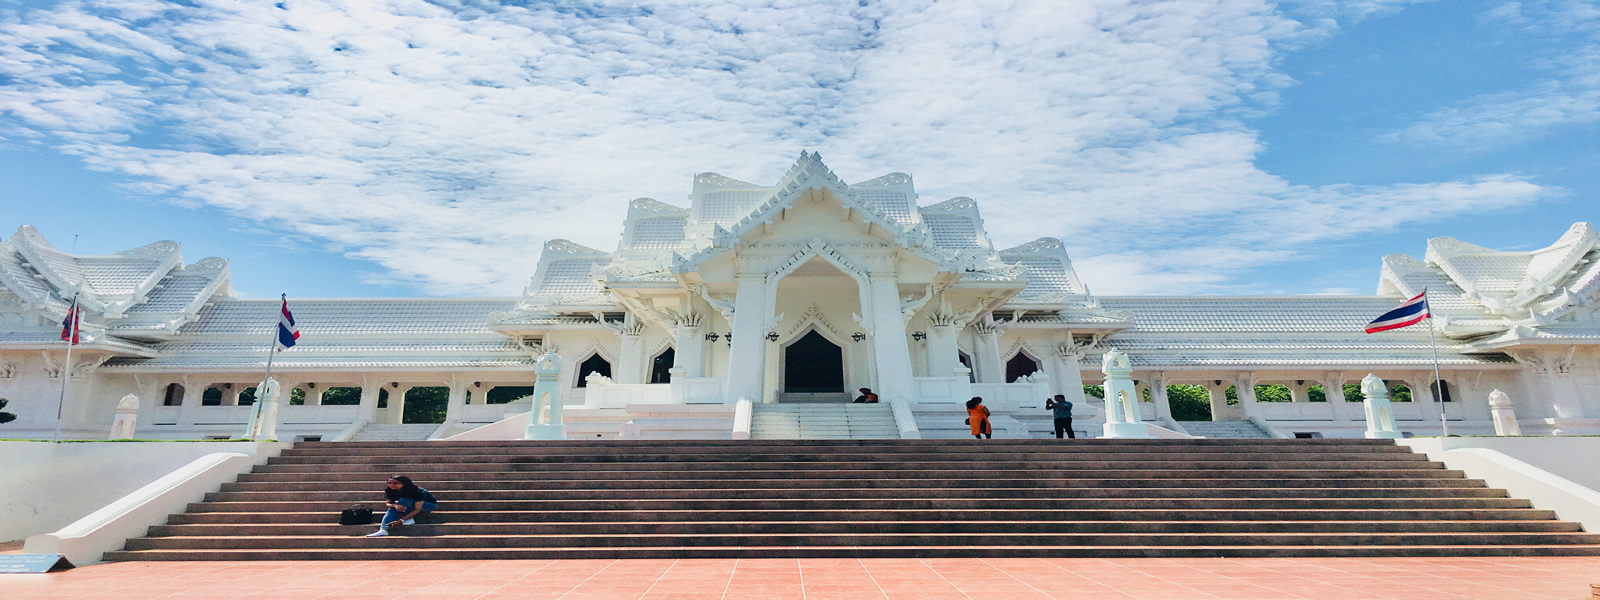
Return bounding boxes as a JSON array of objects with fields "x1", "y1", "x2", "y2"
[
  {"x1": 223, "y1": 386, "x2": 241, "y2": 406},
  {"x1": 617, "y1": 324, "x2": 646, "y2": 385},
  {"x1": 1324, "y1": 372, "x2": 1357, "y2": 421},
  {"x1": 176, "y1": 380, "x2": 205, "y2": 426},
  {"x1": 926, "y1": 323, "x2": 962, "y2": 380},
  {"x1": 389, "y1": 385, "x2": 412, "y2": 424},
  {"x1": 1235, "y1": 372, "x2": 1259, "y2": 419},
  {"x1": 1288, "y1": 380, "x2": 1310, "y2": 403},
  {"x1": 1052, "y1": 351, "x2": 1088, "y2": 406},
  {"x1": 974, "y1": 317, "x2": 1004, "y2": 384},
  {"x1": 725, "y1": 266, "x2": 770, "y2": 403},
  {"x1": 672, "y1": 316, "x2": 706, "y2": 378},
  {"x1": 444, "y1": 381, "x2": 468, "y2": 423},
  {"x1": 867, "y1": 273, "x2": 916, "y2": 401},
  {"x1": 1147, "y1": 372, "x2": 1173, "y2": 423},
  {"x1": 1202, "y1": 380, "x2": 1229, "y2": 421},
  {"x1": 358, "y1": 379, "x2": 382, "y2": 422},
  {"x1": 304, "y1": 385, "x2": 324, "y2": 406}
]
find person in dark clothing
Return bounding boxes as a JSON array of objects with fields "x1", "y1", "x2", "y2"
[
  {"x1": 367, "y1": 475, "x2": 438, "y2": 537},
  {"x1": 853, "y1": 388, "x2": 879, "y2": 403},
  {"x1": 1046, "y1": 394, "x2": 1075, "y2": 439}
]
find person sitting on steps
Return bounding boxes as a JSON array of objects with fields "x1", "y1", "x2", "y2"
[
  {"x1": 852, "y1": 388, "x2": 879, "y2": 403},
  {"x1": 367, "y1": 475, "x2": 438, "y2": 537}
]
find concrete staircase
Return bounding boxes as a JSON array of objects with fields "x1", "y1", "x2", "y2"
[
  {"x1": 1177, "y1": 420, "x2": 1274, "y2": 439},
  {"x1": 348, "y1": 424, "x2": 438, "y2": 442},
  {"x1": 749, "y1": 403, "x2": 899, "y2": 439},
  {"x1": 104, "y1": 439, "x2": 1600, "y2": 560}
]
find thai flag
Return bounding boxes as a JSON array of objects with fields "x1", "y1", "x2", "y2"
[
  {"x1": 276, "y1": 296, "x2": 299, "y2": 351},
  {"x1": 59, "y1": 298, "x2": 80, "y2": 345},
  {"x1": 1365, "y1": 291, "x2": 1429, "y2": 334}
]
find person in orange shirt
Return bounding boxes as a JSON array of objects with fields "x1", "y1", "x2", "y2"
[{"x1": 965, "y1": 397, "x2": 992, "y2": 439}]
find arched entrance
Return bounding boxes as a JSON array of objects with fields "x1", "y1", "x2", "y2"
[{"x1": 783, "y1": 330, "x2": 845, "y2": 401}]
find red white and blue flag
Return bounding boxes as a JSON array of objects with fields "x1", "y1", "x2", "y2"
[
  {"x1": 59, "y1": 297, "x2": 80, "y2": 345},
  {"x1": 1365, "y1": 291, "x2": 1430, "y2": 334},
  {"x1": 276, "y1": 295, "x2": 299, "y2": 351}
]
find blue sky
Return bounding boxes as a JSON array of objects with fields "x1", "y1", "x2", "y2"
[{"x1": 1, "y1": 0, "x2": 1595, "y2": 299}]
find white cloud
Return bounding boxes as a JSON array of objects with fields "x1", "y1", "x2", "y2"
[
  {"x1": 1383, "y1": 1, "x2": 1600, "y2": 150},
  {"x1": 0, "y1": 0, "x2": 1553, "y2": 296}
]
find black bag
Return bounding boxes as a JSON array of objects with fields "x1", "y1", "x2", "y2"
[{"x1": 339, "y1": 506, "x2": 374, "y2": 525}]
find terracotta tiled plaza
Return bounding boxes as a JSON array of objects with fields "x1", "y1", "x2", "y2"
[{"x1": 4, "y1": 557, "x2": 1598, "y2": 600}]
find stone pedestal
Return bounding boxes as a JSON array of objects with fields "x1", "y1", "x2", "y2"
[
  {"x1": 1100, "y1": 349, "x2": 1152, "y2": 439},
  {"x1": 1489, "y1": 389, "x2": 1521, "y2": 436},
  {"x1": 1360, "y1": 374, "x2": 1403, "y2": 440},
  {"x1": 108, "y1": 393, "x2": 139, "y2": 439}
]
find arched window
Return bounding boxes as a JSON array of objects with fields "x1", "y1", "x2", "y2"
[
  {"x1": 202, "y1": 387, "x2": 223, "y2": 406},
  {"x1": 1006, "y1": 352, "x2": 1041, "y2": 383},
  {"x1": 1430, "y1": 380, "x2": 1452, "y2": 402},
  {"x1": 649, "y1": 348, "x2": 675, "y2": 384},
  {"x1": 576, "y1": 354, "x2": 612, "y2": 388},
  {"x1": 163, "y1": 383, "x2": 184, "y2": 406}
]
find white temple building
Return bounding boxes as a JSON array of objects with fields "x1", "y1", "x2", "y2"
[{"x1": 2, "y1": 152, "x2": 1598, "y2": 441}]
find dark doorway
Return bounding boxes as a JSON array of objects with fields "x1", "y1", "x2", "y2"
[
  {"x1": 576, "y1": 354, "x2": 612, "y2": 387},
  {"x1": 650, "y1": 348, "x2": 675, "y2": 384},
  {"x1": 784, "y1": 330, "x2": 844, "y2": 393},
  {"x1": 1006, "y1": 353, "x2": 1040, "y2": 382}
]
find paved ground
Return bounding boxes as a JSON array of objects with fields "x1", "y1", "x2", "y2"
[{"x1": 2, "y1": 557, "x2": 1597, "y2": 599}]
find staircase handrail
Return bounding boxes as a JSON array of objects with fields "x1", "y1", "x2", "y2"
[
  {"x1": 889, "y1": 397, "x2": 922, "y2": 439},
  {"x1": 732, "y1": 397, "x2": 753, "y2": 440}
]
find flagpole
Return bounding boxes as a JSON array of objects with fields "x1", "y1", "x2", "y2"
[
  {"x1": 264, "y1": 294, "x2": 288, "y2": 381},
  {"x1": 1424, "y1": 289, "x2": 1449, "y2": 437},
  {"x1": 54, "y1": 294, "x2": 79, "y2": 442}
]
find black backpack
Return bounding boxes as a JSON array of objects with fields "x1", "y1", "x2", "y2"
[{"x1": 339, "y1": 506, "x2": 374, "y2": 525}]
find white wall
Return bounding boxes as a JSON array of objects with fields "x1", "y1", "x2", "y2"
[
  {"x1": 0, "y1": 440, "x2": 288, "y2": 542},
  {"x1": 1400, "y1": 436, "x2": 1600, "y2": 492}
]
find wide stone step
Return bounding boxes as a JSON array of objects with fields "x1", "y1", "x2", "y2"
[
  {"x1": 101, "y1": 544, "x2": 1600, "y2": 561},
  {"x1": 183, "y1": 497, "x2": 1537, "y2": 512},
  {"x1": 223, "y1": 477, "x2": 1492, "y2": 491},
  {"x1": 266, "y1": 452, "x2": 1432, "y2": 464},
  {"x1": 120, "y1": 531, "x2": 1600, "y2": 551},
  {"x1": 202, "y1": 487, "x2": 1510, "y2": 503},
  {"x1": 247, "y1": 466, "x2": 1464, "y2": 479},
  {"x1": 283, "y1": 442, "x2": 1417, "y2": 456},
  {"x1": 166, "y1": 507, "x2": 1567, "y2": 525},
  {"x1": 109, "y1": 439, "x2": 1600, "y2": 561},
  {"x1": 145, "y1": 519, "x2": 1585, "y2": 538}
]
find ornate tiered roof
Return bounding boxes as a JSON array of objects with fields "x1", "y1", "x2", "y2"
[{"x1": 3, "y1": 155, "x2": 1594, "y2": 377}]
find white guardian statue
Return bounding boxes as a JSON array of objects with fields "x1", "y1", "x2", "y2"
[{"x1": 523, "y1": 351, "x2": 568, "y2": 440}]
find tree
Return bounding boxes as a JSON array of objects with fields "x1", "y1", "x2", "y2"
[
  {"x1": 1166, "y1": 385, "x2": 1212, "y2": 421},
  {"x1": 0, "y1": 397, "x2": 15, "y2": 424},
  {"x1": 1082, "y1": 385, "x2": 1104, "y2": 398}
]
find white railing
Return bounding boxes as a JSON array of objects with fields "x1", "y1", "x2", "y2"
[
  {"x1": 281, "y1": 405, "x2": 360, "y2": 425},
  {"x1": 1250, "y1": 402, "x2": 1336, "y2": 421},
  {"x1": 913, "y1": 376, "x2": 971, "y2": 405},
  {"x1": 732, "y1": 398, "x2": 753, "y2": 440},
  {"x1": 889, "y1": 397, "x2": 921, "y2": 439},
  {"x1": 460, "y1": 401, "x2": 531, "y2": 424},
  {"x1": 189, "y1": 406, "x2": 252, "y2": 425},
  {"x1": 671, "y1": 377, "x2": 727, "y2": 404},
  {"x1": 152, "y1": 406, "x2": 180, "y2": 425},
  {"x1": 971, "y1": 377, "x2": 1051, "y2": 413},
  {"x1": 1392, "y1": 401, "x2": 1465, "y2": 421},
  {"x1": 586, "y1": 382, "x2": 674, "y2": 409}
]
